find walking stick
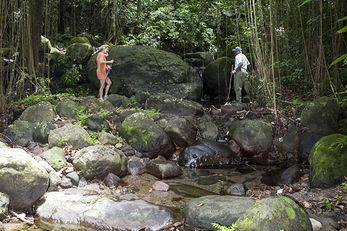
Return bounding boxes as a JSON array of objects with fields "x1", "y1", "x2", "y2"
[{"x1": 226, "y1": 65, "x2": 234, "y2": 102}]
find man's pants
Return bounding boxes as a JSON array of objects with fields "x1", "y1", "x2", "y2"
[{"x1": 234, "y1": 70, "x2": 250, "y2": 102}]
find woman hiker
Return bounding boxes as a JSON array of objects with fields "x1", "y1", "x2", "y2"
[{"x1": 96, "y1": 44, "x2": 114, "y2": 101}]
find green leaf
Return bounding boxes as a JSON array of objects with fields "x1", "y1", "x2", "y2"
[
  {"x1": 330, "y1": 53, "x2": 347, "y2": 68},
  {"x1": 337, "y1": 16, "x2": 347, "y2": 22},
  {"x1": 337, "y1": 25, "x2": 347, "y2": 33},
  {"x1": 299, "y1": 0, "x2": 312, "y2": 7}
]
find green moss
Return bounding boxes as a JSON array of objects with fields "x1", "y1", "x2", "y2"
[
  {"x1": 69, "y1": 37, "x2": 90, "y2": 45},
  {"x1": 285, "y1": 207, "x2": 295, "y2": 220}
]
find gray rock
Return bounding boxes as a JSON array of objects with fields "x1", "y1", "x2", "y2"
[
  {"x1": 261, "y1": 164, "x2": 303, "y2": 186},
  {"x1": 87, "y1": 45, "x2": 202, "y2": 101},
  {"x1": 164, "y1": 116, "x2": 197, "y2": 147},
  {"x1": 4, "y1": 120, "x2": 34, "y2": 146},
  {"x1": 229, "y1": 119, "x2": 273, "y2": 155},
  {"x1": 60, "y1": 176, "x2": 73, "y2": 189},
  {"x1": 299, "y1": 132, "x2": 324, "y2": 160},
  {"x1": 127, "y1": 156, "x2": 146, "y2": 175},
  {"x1": 234, "y1": 196, "x2": 312, "y2": 231},
  {"x1": 107, "y1": 94, "x2": 131, "y2": 107},
  {"x1": 56, "y1": 99, "x2": 79, "y2": 118},
  {"x1": 0, "y1": 192, "x2": 9, "y2": 219},
  {"x1": 41, "y1": 147, "x2": 65, "y2": 170},
  {"x1": 146, "y1": 158, "x2": 182, "y2": 179},
  {"x1": 152, "y1": 181, "x2": 169, "y2": 192},
  {"x1": 183, "y1": 195, "x2": 255, "y2": 230},
  {"x1": 98, "y1": 131, "x2": 117, "y2": 145},
  {"x1": 33, "y1": 121, "x2": 55, "y2": 144},
  {"x1": 48, "y1": 171, "x2": 61, "y2": 191},
  {"x1": 146, "y1": 93, "x2": 203, "y2": 116},
  {"x1": 48, "y1": 124, "x2": 93, "y2": 149},
  {"x1": 73, "y1": 145, "x2": 124, "y2": 180},
  {"x1": 274, "y1": 125, "x2": 300, "y2": 154},
  {"x1": 66, "y1": 171, "x2": 80, "y2": 186},
  {"x1": 103, "y1": 173, "x2": 123, "y2": 188},
  {"x1": 119, "y1": 112, "x2": 175, "y2": 159},
  {"x1": 0, "y1": 148, "x2": 49, "y2": 210},
  {"x1": 220, "y1": 183, "x2": 246, "y2": 196},
  {"x1": 309, "y1": 134, "x2": 347, "y2": 188},
  {"x1": 85, "y1": 115, "x2": 104, "y2": 131},
  {"x1": 309, "y1": 218, "x2": 322, "y2": 231},
  {"x1": 20, "y1": 101, "x2": 56, "y2": 125},
  {"x1": 36, "y1": 189, "x2": 179, "y2": 230},
  {"x1": 179, "y1": 140, "x2": 242, "y2": 168},
  {"x1": 198, "y1": 121, "x2": 219, "y2": 140}
]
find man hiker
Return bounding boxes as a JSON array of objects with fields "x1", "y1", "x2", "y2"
[{"x1": 231, "y1": 46, "x2": 250, "y2": 103}]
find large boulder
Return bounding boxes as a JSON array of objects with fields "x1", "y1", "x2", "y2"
[
  {"x1": 234, "y1": 196, "x2": 312, "y2": 231},
  {"x1": 33, "y1": 121, "x2": 55, "y2": 144},
  {"x1": 183, "y1": 195, "x2": 255, "y2": 230},
  {"x1": 299, "y1": 132, "x2": 324, "y2": 161},
  {"x1": 164, "y1": 116, "x2": 197, "y2": 147},
  {"x1": 183, "y1": 52, "x2": 214, "y2": 67},
  {"x1": 204, "y1": 57, "x2": 234, "y2": 103},
  {"x1": 145, "y1": 93, "x2": 203, "y2": 116},
  {"x1": 36, "y1": 188, "x2": 179, "y2": 231},
  {"x1": 48, "y1": 124, "x2": 93, "y2": 149},
  {"x1": 0, "y1": 148, "x2": 49, "y2": 210},
  {"x1": 119, "y1": 112, "x2": 175, "y2": 159},
  {"x1": 4, "y1": 120, "x2": 34, "y2": 146},
  {"x1": 87, "y1": 45, "x2": 202, "y2": 101},
  {"x1": 309, "y1": 134, "x2": 347, "y2": 188},
  {"x1": 56, "y1": 99, "x2": 79, "y2": 118},
  {"x1": 66, "y1": 42, "x2": 93, "y2": 64},
  {"x1": 179, "y1": 140, "x2": 242, "y2": 168},
  {"x1": 73, "y1": 145, "x2": 125, "y2": 180},
  {"x1": 301, "y1": 97, "x2": 340, "y2": 135},
  {"x1": 20, "y1": 101, "x2": 56, "y2": 125},
  {"x1": 228, "y1": 119, "x2": 273, "y2": 156},
  {"x1": 41, "y1": 147, "x2": 66, "y2": 170}
]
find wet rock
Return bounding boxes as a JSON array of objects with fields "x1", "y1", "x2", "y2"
[
  {"x1": 183, "y1": 195, "x2": 255, "y2": 230},
  {"x1": 4, "y1": 120, "x2": 34, "y2": 146},
  {"x1": 0, "y1": 148, "x2": 49, "y2": 210},
  {"x1": 20, "y1": 101, "x2": 56, "y2": 125},
  {"x1": 73, "y1": 145, "x2": 125, "y2": 180},
  {"x1": 220, "y1": 183, "x2": 246, "y2": 196},
  {"x1": 56, "y1": 99, "x2": 79, "y2": 118},
  {"x1": 145, "y1": 93, "x2": 203, "y2": 116},
  {"x1": 127, "y1": 156, "x2": 146, "y2": 176},
  {"x1": 168, "y1": 183, "x2": 216, "y2": 198},
  {"x1": 234, "y1": 196, "x2": 312, "y2": 231},
  {"x1": 0, "y1": 192, "x2": 9, "y2": 219},
  {"x1": 261, "y1": 164, "x2": 303, "y2": 186},
  {"x1": 152, "y1": 181, "x2": 169, "y2": 192},
  {"x1": 299, "y1": 132, "x2": 324, "y2": 160},
  {"x1": 179, "y1": 140, "x2": 242, "y2": 168},
  {"x1": 228, "y1": 119, "x2": 273, "y2": 155},
  {"x1": 309, "y1": 134, "x2": 347, "y2": 188},
  {"x1": 48, "y1": 124, "x2": 93, "y2": 149},
  {"x1": 146, "y1": 158, "x2": 182, "y2": 179},
  {"x1": 119, "y1": 112, "x2": 175, "y2": 159},
  {"x1": 104, "y1": 173, "x2": 123, "y2": 188},
  {"x1": 36, "y1": 189, "x2": 179, "y2": 231},
  {"x1": 164, "y1": 116, "x2": 197, "y2": 147},
  {"x1": 301, "y1": 96, "x2": 340, "y2": 135},
  {"x1": 228, "y1": 140, "x2": 241, "y2": 154},
  {"x1": 41, "y1": 147, "x2": 65, "y2": 170}
]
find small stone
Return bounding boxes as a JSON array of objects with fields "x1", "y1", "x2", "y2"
[
  {"x1": 309, "y1": 218, "x2": 322, "y2": 231},
  {"x1": 78, "y1": 177, "x2": 87, "y2": 187},
  {"x1": 66, "y1": 171, "x2": 80, "y2": 186},
  {"x1": 104, "y1": 173, "x2": 123, "y2": 188},
  {"x1": 60, "y1": 177, "x2": 73, "y2": 189},
  {"x1": 220, "y1": 183, "x2": 246, "y2": 196},
  {"x1": 115, "y1": 143, "x2": 123, "y2": 149},
  {"x1": 152, "y1": 181, "x2": 169, "y2": 192}
]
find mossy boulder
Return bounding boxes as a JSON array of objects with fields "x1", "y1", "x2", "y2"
[
  {"x1": 119, "y1": 112, "x2": 175, "y2": 159},
  {"x1": 234, "y1": 196, "x2": 312, "y2": 231},
  {"x1": 301, "y1": 97, "x2": 340, "y2": 135},
  {"x1": 107, "y1": 94, "x2": 132, "y2": 107},
  {"x1": 73, "y1": 145, "x2": 125, "y2": 179},
  {"x1": 309, "y1": 134, "x2": 347, "y2": 188},
  {"x1": 183, "y1": 195, "x2": 255, "y2": 230},
  {"x1": 48, "y1": 124, "x2": 93, "y2": 149},
  {"x1": 87, "y1": 45, "x2": 202, "y2": 101},
  {"x1": 145, "y1": 93, "x2": 203, "y2": 116},
  {"x1": 69, "y1": 37, "x2": 90, "y2": 45},
  {"x1": 20, "y1": 101, "x2": 56, "y2": 125},
  {"x1": 66, "y1": 42, "x2": 93, "y2": 64},
  {"x1": 228, "y1": 119, "x2": 273, "y2": 156},
  {"x1": 41, "y1": 147, "x2": 66, "y2": 170},
  {"x1": 56, "y1": 99, "x2": 79, "y2": 118},
  {"x1": 183, "y1": 52, "x2": 214, "y2": 67},
  {"x1": 0, "y1": 148, "x2": 49, "y2": 210},
  {"x1": 164, "y1": 116, "x2": 197, "y2": 147},
  {"x1": 204, "y1": 57, "x2": 234, "y2": 103},
  {"x1": 4, "y1": 120, "x2": 34, "y2": 146}
]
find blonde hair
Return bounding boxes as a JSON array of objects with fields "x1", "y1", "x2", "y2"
[{"x1": 99, "y1": 44, "x2": 109, "y2": 51}]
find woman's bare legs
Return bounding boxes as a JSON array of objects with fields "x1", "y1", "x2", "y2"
[
  {"x1": 104, "y1": 77, "x2": 112, "y2": 97},
  {"x1": 99, "y1": 79, "x2": 106, "y2": 99}
]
